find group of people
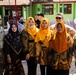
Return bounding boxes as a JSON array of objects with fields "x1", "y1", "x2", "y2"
[{"x1": 0, "y1": 12, "x2": 76, "y2": 75}]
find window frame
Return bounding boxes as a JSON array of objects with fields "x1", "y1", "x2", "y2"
[
  {"x1": 60, "y1": 4, "x2": 72, "y2": 14},
  {"x1": 42, "y1": 4, "x2": 54, "y2": 15}
]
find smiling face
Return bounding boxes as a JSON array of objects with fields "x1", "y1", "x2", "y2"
[
  {"x1": 57, "y1": 23, "x2": 62, "y2": 33},
  {"x1": 11, "y1": 24, "x2": 17, "y2": 32},
  {"x1": 28, "y1": 19, "x2": 35, "y2": 28},
  {"x1": 42, "y1": 20, "x2": 48, "y2": 29}
]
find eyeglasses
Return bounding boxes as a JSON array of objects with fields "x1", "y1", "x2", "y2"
[{"x1": 56, "y1": 17, "x2": 62, "y2": 19}]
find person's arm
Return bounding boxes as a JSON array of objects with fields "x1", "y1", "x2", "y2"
[
  {"x1": 50, "y1": 24, "x2": 55, "y2": 30},
  {"x1": 7, "y1": 22, "x2": 10, "y2": 30},
  {"x1": 73, "y1": 34, "x2": 76, "y2": 67},
  {"x1": 67, "y1": 34, "x2": 74, "y2": 47},
  {"x1": 18, "y1": 22, "x2": 24, "y2": 33},
  {"x1": 67, "y1": 34, "x2": 74, "y2": 65},
  {"x1": 21, "y1": 30, "x2": 30, "y2": 60},
  {"x1": 36, "y1": 42, "x2": 41, "y2": 63},
  {"x1": 65, "y1": 24, "x2": 76, "y2": 37},
  {"x1": 3, "y1": 36, "x2": 11, "y2": 63}
]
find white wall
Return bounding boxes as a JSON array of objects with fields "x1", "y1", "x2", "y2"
[{"x1": 53, "y1": 0, "x2": 76, "y2": 2}]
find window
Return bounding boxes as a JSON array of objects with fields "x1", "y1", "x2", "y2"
[
  {"x1": 42, "y1": 4, "x2": 53, "y2": 15},
  {"x1": 12, "y1": 7, "x2": 22, "y2": 17},
  {"x1": 60, "y1": 4, "x2": 72, "y2": 14},
  {"x1": 5, "y1": 7, "x2": 22, "y2": 17},
  {"x1": 64, "y1": 4, "x2": 72, "y2": 14},
  {"x1": 60, "y1": 4, "x2": 62, "y2": 13}
]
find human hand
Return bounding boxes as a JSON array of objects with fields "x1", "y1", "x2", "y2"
[
  {"x1": 25, "y1": 54, "x2": 30, "y2": 60},
  {"x1": 7, "y1": 55, "x2": 11, "y2": 63}
]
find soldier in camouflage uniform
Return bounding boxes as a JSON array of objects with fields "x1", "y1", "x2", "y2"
[
  {"x1": 0, "y1": 15, "x2": 5, "y2": 75},
  {"x1": 73, "y1": 34, "x2": 76, "y2": 67}
]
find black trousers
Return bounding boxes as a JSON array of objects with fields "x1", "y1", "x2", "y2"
[
  {"x1": 27, "y1": 57, "x2": 37, "y2": 75},
  {"x1": 40, "y1": 65, "x2": 47, "y2": 75},
  {"x1": 47, "y1": 65, "x2": 69, "y2": 75}
]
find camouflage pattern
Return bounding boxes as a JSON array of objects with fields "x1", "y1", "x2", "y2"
[
  {"x1": 73, "y1": 34, "x2": 76, "y2": 67},
  {"x1": 0, "y1": 26, "x2": 5, "y2": 75}
]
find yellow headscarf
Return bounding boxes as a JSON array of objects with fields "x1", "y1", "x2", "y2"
[
  {"x1": 35, "y1": 18, "x2": 52, "y2": 47},
  {"x1": 25, "y1": 17, "x2": 38, "y2": 39},
  {"x1": 50, "y1": 21, "x2": 69, "y2": 53}
]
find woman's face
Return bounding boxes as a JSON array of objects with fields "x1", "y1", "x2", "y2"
[
  {"x1": 57, "y1": 24, "x2": 62, "y2": 33},
  {"x1": 42, "y1": 20, "x2": 48, "y2": 29},
  {"x1": 28, "y1": 19, "x2": 34, "y2": 28},
  {"x1": 11, "y1": 24, "x2": 17, "y2": 32}
]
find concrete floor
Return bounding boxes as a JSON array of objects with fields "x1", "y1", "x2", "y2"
[{"x1": 21, "y1": 57, "x2": 76, "y2": 75}]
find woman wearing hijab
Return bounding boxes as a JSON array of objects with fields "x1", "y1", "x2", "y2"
[
  {"x1": 35, "y1": 18, "x2": 53, "y2": 75},
  {"x1": 21, "y1": 17, "x2": 38, "y2": 75},
  {"x1": 3, "y1": 22, "x2": 25, "y2": 75},
  {"x1": 48, "y1": 21, "x2": 74, "y2": 75}
]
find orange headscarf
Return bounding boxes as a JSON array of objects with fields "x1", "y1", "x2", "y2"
[
  {"x1": 35, "y1": 18, "x2": 52, "y2": 47},
  {"x1": 50, "y1": 21, "x2": 69, "y2": 53},
  {"x1": 25, "y1": 17, "x2": 38, "y2": 39}
]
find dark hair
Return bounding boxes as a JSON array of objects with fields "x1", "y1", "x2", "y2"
[
  {"x1": 35, "y1": 13, "x2": 40, "y2": 16},
  {"x1": 9, "y1": 16, "x2": 13, "y2": 20},
  {"x1": 39, "y1": 13, "x2": 44, "y2": 17}
]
